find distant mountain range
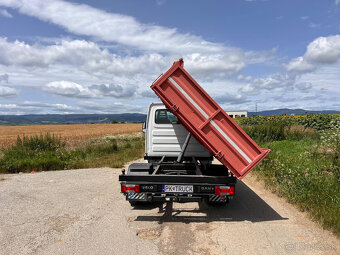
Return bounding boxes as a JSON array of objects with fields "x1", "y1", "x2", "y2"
[
  {"x1": 0, "y1": 113, "x2": 147, "y2": 126},
  {"x1": 0, "y1": 108, "x2": 339, "y2": 125}
]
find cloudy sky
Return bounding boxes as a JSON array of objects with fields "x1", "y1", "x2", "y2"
[{"x1": 0, "y1": 0, "x2": 339, "y2": 115}]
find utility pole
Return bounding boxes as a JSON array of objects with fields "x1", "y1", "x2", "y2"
[{"x1": 255, "y1": 102, "x2": 258, "y2": 116}]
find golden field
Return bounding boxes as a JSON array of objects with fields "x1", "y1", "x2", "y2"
[{"x1": 0, "y1": 123, "x2": 142, "y2": 148}]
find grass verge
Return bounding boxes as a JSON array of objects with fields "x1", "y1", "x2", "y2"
[
  {"x1": 0, "y1": 132, "x2": 145, "y2": 173},
  {"x1": 254, "y1": 139, "x2": 340, "y2": 236}
]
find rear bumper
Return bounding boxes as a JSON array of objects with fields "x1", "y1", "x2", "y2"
[
  {"x1": 126, "y1": 192, "x2": 231, "y2": 203},
  {"x1": 120, "y1": 172, "x2": 236, "y2": 204}
]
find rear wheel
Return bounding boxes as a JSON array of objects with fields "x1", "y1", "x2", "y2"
[{"x1": 129, "y1": 201, "x2": 138, "y2": 206}]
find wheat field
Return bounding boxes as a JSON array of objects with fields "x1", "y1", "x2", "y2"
[{"x1": 0, "y1": 123, "x2": 142, "y2": 148}]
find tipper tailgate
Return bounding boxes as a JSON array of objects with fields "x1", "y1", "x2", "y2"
[{"x1": 151, "y1": 59, "x2": 270, "y2": 180}]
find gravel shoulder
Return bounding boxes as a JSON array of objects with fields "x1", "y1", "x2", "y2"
[{"x1": 0, "y1": 160, "x2": 339, "y2": 255}]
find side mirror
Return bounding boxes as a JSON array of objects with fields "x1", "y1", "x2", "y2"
[{"x1": 142, "y1": 122, "x2": 146, "y2": 133}]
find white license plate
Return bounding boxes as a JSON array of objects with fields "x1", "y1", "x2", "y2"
[{"x1": 162, "y1": 185, "x2": 193, "y2": 193}]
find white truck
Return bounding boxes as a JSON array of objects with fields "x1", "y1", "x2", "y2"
[
  {"x1": 119, "y1": 59, "x2": 269, "y2": 206},
  {"x1": 119, "y1": 103, "x2": 236, "y2": 206}
]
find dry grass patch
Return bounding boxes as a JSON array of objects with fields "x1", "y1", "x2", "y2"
[{"x1": 0, "y1": 123, "x2": 142, "y2": 148}]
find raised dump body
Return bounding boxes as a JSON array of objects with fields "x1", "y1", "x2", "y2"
[{"x1": 151, "y1": 59, "x2": 270, "y2": 180}]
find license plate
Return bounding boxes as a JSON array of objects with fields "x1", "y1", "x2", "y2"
[{"x1": 162, "y1": 185, "x2": 193, "y2": 193}]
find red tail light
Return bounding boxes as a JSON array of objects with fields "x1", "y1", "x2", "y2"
[
  {"x1": 215, "y1": 185, "x2": 234, "y2": 195},
  {"x1": 121, "y1": 184, "x2": 140, "y2": 193}
]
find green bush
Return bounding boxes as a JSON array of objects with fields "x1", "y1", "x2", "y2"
[
  {"x1": 0, "y1": 134, "x2": 69, "y2": 173},
  {"x1": 237, "y1": 114, "x2": 340, "y2": 131},
  {"x1": 284, "y1": 125, "x2": 319, "y2": 141},
  {"x1": 15, "y1": 133, "x2": 66, "y2": 152}
]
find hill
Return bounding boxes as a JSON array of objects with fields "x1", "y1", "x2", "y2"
[
  {"x1": 0, "y1": 113, "x2": 147, "y2": 126},
  {"x1": 0, "y1": 108, "x2": 339, "y2": 125}
]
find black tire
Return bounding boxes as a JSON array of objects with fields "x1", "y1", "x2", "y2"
[
  {"x1": 129, "y1": 201, "x2": 138, "y2": 206},
  {"x1": 198, "y1": 197, "x2": 209, "y2": 210}
]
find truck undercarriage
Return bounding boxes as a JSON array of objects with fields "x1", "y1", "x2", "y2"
[{"x1": 119, "y1": 156, "x2": 237, "y2": 205}]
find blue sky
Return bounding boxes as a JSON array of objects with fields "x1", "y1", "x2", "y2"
[{"x1": 0, "y1": 0, "x2": 339, "y2": 114}]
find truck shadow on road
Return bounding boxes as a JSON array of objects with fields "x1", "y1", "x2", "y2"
[{"x1": 134, "y1": 181, "x2": 288, "y2": 223}]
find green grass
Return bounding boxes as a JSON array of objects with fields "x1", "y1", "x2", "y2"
[
  {"x1": 240, "y1": 118, "x2": 340, "y2": 236},
  {"x1": 67, "y1": 138, "x2": 145, "y2": 169},
  {"x1": 0, "y1": 133, "x2": 145, "y2": 173},
  {"x1": 254, "y1": 139, "x2": 340, "y2": 236}
]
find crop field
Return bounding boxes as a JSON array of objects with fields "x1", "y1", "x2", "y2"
[{"x1": 0, "y1": 123, "x2": 142, "y2": 148}]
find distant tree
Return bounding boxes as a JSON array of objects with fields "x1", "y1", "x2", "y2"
[{"x1": 111, "y1": 120, "x2": 118, "y2": 124}]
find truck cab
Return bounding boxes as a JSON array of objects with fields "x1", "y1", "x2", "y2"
[{"x1": 144, "y1": 103, "x2": 212, "y2": 162}]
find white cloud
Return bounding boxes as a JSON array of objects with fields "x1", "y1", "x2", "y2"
[
  {"x1": 238, "y1": 84, "x2": 257, "y2": 95},
  {"x1": 0, "y1": 8, "x2": 12, "y2": 18},
  {"x1": 297, "y1": 63, "x2": 340, "y2": 93},
  {"x1": 0, "y1": 0, "x2": 279, "y2": 78},
  {"x1": 44, "y1": 81, "x2": 95, "y2": 98},
  {"x1": 44, "y1": 80, "x2": 137, "y2": 99},
  {"x1": 89, "y1": 84, "x2": 136, "y2": 98},
  {"x1": 0, "y1": 38, "x2": 112, "y2": 69},
  {"x1": 78, "y1": 101, "x2": 144, "y2": 114},
  {"x1": 0, "y1": 85, "x2": 17, "y2": 97},
  {"x1": 286, "y1": 56, "x2": 315, "y2": 73},
  {"x1": 0, "y1": 102, "x2": 79, "y2": 115},
  {"x1": 0, "y1": 0, "x2": 279, "y2": 108},
  {"x1": 0, "y1": 100, "x2": 146, "y2": 115},
  {"x1": 0, "y1": 0, "x2": 230, "y2": 54},
  {"x1": 300, "y1": 16, "x2": 309, "y2": 20},
  {"x1": 214, "y1": 93, "x2": 250, "y2": 105},
  {"x1": 184, "y1": 52, "x2": 245, "y2": 75},
  {"x1": 0, "y1": 38, "x2": 246, "y2": 77},
  {"x1": 305, "y1": 35, "x2": 340, "y2": 63},
  {"x1": 238, "y1": 72, "x2": 296, "y2": 91},
  {"x1": 285, "y1": 35, "x2": 340, "y2": 73},
  {"x1": 335, "y1": 0, "x2": 340, "y2": 6},
  {"x1": 19, "y1": 101, "x2": 78, "y2": 111}
]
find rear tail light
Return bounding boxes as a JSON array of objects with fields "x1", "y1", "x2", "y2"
[
  {"x1": 215, "y1": 185, "x2": 234, "y2": 195},
  {"x1": 121, "y1": 184, "x2": 140, "y2": 193}
]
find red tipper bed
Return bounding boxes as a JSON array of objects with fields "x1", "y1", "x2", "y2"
[{"x1": 151, "y1": 59, "x2": 270, "y2": 180}]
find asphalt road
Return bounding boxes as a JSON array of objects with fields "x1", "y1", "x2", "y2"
[{"x1": 0, "y1": 160, "x2": 339, "y2": 255}]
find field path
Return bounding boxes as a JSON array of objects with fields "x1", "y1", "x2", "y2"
[{"x1": 0, "y1": 159, "x2": 339, "y2": 255}]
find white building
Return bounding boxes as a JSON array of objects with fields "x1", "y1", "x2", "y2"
[{"x1": 225, "y1": 110, "x2": 248, "y2": 118}]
